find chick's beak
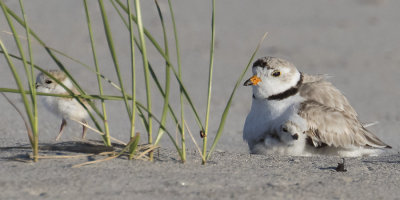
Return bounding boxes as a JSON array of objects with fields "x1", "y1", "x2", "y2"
[{"x1": 243, "y1": 75, "x2": 261, "y2": 86}]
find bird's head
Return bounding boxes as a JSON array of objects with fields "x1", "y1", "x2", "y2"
[
  {"x1": 36, "y1": 70, "x2": 71, "y2": 94},
  {"x1": 244, "y1": 57, "x2": 302, "y2": 100}
]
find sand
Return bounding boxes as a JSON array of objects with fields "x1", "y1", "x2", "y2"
[{"x1": 1, "y1": 0, "x2": 399, "y2": 199}]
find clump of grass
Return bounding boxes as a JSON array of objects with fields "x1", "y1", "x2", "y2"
[
  {"x1": 0, "y1": 0, "x2": 39, "y2": 161},
  {"x1": 1, "y1": 1, "x2": 111, "y2": 147},
  {"x1": 0, "y1": 0, "x2": 267, "y2": 164}
]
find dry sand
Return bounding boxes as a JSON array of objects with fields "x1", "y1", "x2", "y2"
[{"x1": 1, "y1": 0, "x2": 399, "y2": 199}]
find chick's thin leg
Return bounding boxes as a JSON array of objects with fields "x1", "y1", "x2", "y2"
[
  {"x1": 56, "y1": 119, "x2": 67, "y2": 141},
  {"x1": 81, "y1": 119, "x2": 88, "y2": 139}
]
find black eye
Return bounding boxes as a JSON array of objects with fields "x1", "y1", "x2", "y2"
[
  {"x1": 45, "y1": 80, "x2": 53, "y2": 84},
  {"x1": 272, "y1": 70, "x2": 281, "y2": 77}
]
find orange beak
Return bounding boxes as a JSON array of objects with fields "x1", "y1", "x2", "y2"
[{"x1": 244, "y1": 75, "x2": 261, "y2": 86}]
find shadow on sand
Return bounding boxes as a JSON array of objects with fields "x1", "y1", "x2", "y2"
[{"x1": 0, "y1": 141, "x2": 117, "y2": 162}]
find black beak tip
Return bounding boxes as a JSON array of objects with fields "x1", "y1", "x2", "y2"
[{"x1": 243, "y1": 79, "x2": 252, "y2": 86}]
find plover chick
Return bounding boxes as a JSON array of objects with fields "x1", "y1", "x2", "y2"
[
  {"x1": 243, "y1": 56, "x2": 391, "y2": 157},
  {"x1": 36, "y1": 70, "x2": 90, "y2": 141}
]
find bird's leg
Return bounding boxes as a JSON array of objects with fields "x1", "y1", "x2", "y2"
[
  {"x1": 56, "y1": 119, "x2": 67, "y2": 141},
  {"x1": 81, "y1": 119, "x2": 88, "y2": 139}
]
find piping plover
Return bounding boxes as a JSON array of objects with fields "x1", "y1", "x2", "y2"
[
  {"x1": 36, "y1": 70, "x2": 90, "y2": 141},
  {"x1": 243, "y1": 56, "x2": 391, "y2": 157}
]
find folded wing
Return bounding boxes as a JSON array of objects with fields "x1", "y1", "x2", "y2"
[
  {"x1": 298, "y1": 100, "x2": 390, "y2": 149},
  {"x1": 300, "y1": 74, "x2": 358, "y2": 119}
]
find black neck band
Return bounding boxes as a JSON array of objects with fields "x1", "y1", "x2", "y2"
[{"x1": 266, "y1": 73, "x2": 303, "y2": 101}]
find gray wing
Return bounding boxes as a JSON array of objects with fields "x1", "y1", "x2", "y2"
[
  {"x1": 299, "y1": 100, "x2": 390, "y2": 149},
  {"x1": 300, "y1": 74, "x2": 358, "y2": 119}
]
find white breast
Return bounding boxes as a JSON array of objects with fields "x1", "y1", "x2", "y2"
[{"x1": 243, "y1": 94, "x2": 305, "y2": 145}]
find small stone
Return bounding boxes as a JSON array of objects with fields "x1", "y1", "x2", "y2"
[{"x1": 335, "y1": 158, "x2": 347, "y2": 172}]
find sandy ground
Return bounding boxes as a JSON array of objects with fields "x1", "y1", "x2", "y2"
[{"x1": 1, "y1": 0, "x2": 400, "y2": 199}]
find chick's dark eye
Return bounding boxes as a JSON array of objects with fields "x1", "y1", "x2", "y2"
[
  {"x1": 272, "y1": 71, "x2": 281, "y2": 77},
  {"x1": 45, "y1": 80, "x2": 53, "y2": 84}
]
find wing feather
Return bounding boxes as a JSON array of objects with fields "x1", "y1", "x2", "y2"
[
  {"x1": 300, "y1": 74, "x2": 358, "y2": 119},
  {"x1": 299, "y1": 100, "x2": 390, "y2": 148}
]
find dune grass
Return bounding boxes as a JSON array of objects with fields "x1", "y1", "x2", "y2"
[
  {"x1": 0, "y1": 0, "x2": 39, "y2": 161},
  {"x1": 83, "y1": 0, "x2": 112, "y2": 147},
  {"x1": 0, "y1": 0, "x2": 265, "y2": 164},
  {"x1": 202, "y1": 0, "x2": 216, "y2": 164}
]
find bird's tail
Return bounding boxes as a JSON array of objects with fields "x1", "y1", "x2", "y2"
[{"x1": 363, "y1": 128, "x2": 391, "y2": 149}]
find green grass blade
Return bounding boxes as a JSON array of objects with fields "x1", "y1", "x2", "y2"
[
  {"x1": 136, "y1": 105, "x2": 149, "y2": 133},
  {"x1": 153, "y1": 0, "x2": 173, "y2": 147},
  {"x1": 83, "y1": 0, "x2": 111, "y2": 146},
  {"x1": 18, "y1": 0, "x2": 38, "y2": 142},
  {"x1": 202, "y1": 0, "x2": 216, "y2": 164},
  {"x1": 12, "y1": 0, "x2": 35, "y2": 101},
  {"x1": 167, "y1": 0, "x2": 186, "y2": 162},
  {"x1": 127, "y1": 0, "x2": 137, "y2": 140},
  {"x1": 98, "y1": 0, "x2": 132, "y2": 119},
  {"x1": 206, "y1": 32, "x2": 268, "y2": 160},
  {"x1": 134, "y1": 0, "x2": 153, "y2": 159},
  {"x1": 17, "y1": 0, "x2": 39, "y2": 160},
  {"x1": 110, "y1": 0, "x2": 129, "y2": 26}
]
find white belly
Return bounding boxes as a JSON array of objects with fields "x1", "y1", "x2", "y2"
[{"x1": 243, "y1": 94, "x2": 306, "y2": 154}]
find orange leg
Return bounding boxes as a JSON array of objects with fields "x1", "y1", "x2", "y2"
[
  {"x1": 55, "y1": 119, "x2": 67, "y2": 141},
  {"x1": 82, "y1": 120, "x2": 88, "y2": 139}
]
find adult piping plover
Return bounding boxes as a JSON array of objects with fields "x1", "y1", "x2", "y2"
[
  {"x1": 36, "y1": 70, "x2": 90, "y2": 141},
  {"x1": 243, "y1": 56, "x2": 391, "y2": 157}
]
